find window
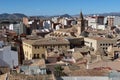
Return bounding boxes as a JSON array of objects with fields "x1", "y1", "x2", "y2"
[
  {"x1": 50, "y1": 46, "x2": 52, "y2": 48},
  {"x1": 69, "y1": 56, "x2": 72, "y2": 59},
  {"x1": 37, "y1": 46, "x2": 39, "y2": 49},
  {"x1": 58, "y1": 46, "x2": 60, "y2": 48},
  {"x1": 42, "y1": 54, "x2": 45, "y2": 59},
  {"x1": 45, "y1": 46, "x2": 47, "y2": 48},
  {"x1": 53, "y1": 45, "x2": 55, "y2": 47},
  {"x1": 34, "y1": 46, "x2": 37, "y2": 49},
  {"x1": 35, "y1": 46, "x2": 39, "y2": 49},
  {"x1": 42, "y1": 46, "x2": 45, "y2": 48},
  {"x1": 68, "y1": 51, "x2": 72, "y2": 54},
  {"x1": 65, "y1": 56, "x2": 67, "y2": 59},
  {"x1": 65, "y1": 45, "x2": 67, "y2": 48},
  {"x1": 33, "y1": 54, "x2": 36, "y2": 59},
  {"x1": 100, "y1": 44, "x2": 102, "y2": 46},
  {"x1": 106, "y1": 44, "x2": 108, "y2": 46}
]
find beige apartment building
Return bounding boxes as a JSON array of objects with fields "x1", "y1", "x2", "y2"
[
  {"x1": 84, "y1": 37, "x2": 117, "y2": 51},
  {"x1": 23, "y1": 38, "x2": 70, "y2": 60},
  {"x1": 108, "y1": 45, "x2": 120, "y2": 57}
]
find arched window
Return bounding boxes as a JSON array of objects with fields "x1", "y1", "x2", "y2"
[
  {"x1": 42, "y1": 54, "x2": 45, "y2": 59},
  {"x1": 37, "y1": 54, "x2": 39, "y2": 58},
  {"x1": 33, "y1": 54, "x2": 36, "y2": 59}
]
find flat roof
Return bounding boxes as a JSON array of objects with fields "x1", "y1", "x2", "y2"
[
  {"x1": 85, "y1": 37, "x2": 116, "y2": 41},
  {"x1": 23, "y1": 59, "x2": 46, "y2": 68},
  {"x1": 23, "y1": 37, "x2": 70, "y2": 46},
  {"x1": 30, "y1": 59, "x2": 46, "y2": 67},
  {"x1": 64, "y1": 68, "x2": 109, "y2": 76}
]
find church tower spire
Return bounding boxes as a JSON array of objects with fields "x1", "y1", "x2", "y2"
[
  {"x1": 77, "y1": 11, "x2": 85, "y2": 35},
  {"x1": 80, "y1": 11, "x2": 84, "y2": 20}
]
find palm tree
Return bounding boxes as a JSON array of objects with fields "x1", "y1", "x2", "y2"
[{"x1": 54, "y1": 65, "x2": 64, "y2": 77}]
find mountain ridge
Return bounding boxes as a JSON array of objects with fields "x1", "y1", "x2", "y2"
[
  {"x1": 0, "y1": 13, "x2": 27, "y2": 20},
  {"x1": 1, "y1": 12, "x2": 120, "y2": 20},
  {"x1": 73, "y1": 12, "x2": 120, "y2": 17}
]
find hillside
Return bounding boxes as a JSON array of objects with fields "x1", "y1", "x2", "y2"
[{"x1": 0, "y1": 13, "x2": 27, "y2": 20}]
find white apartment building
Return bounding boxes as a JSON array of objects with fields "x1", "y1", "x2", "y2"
[
  {"x1": 114, "y1": 16, "x2": 120, "y2": 26},
  {"x1": 59, "y1": 18, "x2": 74, "y2": 26},
  {"x1": 43, "y1": 20, "x2": 51, "y2": 29},
  {"x1": 107, "y1": 16, "x2": 120, "y2": 26},
  {"x1": 52, "y1": 17, "x2": 59, "y2": 23},
  {"x1": 9, "y1": 22, "x2": 26, "y2": 35},
  {"x1": 87, "y1": 17, "x2": 98, "y2": 29},
  {"x1": 97, "y1": 25, "x2": 106, "y2": 30},
  {"x1": 61, "y1": 18, "x2": 68, "y2": 26},
  {"x1": 86, "y1": 15, "x2": 104, "y2": 30},
  {"x1": 55, "y1": 25, "x2": 60, "y2": 30},
  {"x1": 71, "y1": 20, "x2": 77, "y2": 25}
]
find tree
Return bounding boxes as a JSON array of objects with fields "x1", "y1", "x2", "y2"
[{"x1": 54, "y1": 65, "x2": 64, "y2": 77}]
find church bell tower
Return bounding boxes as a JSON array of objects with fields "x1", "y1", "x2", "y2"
[{"x1": 77, "y1": 11, "x2": 85, "y2": 35}]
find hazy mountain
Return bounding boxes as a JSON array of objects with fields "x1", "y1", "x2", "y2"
[
  {"x1": 0, "y1": 13, "x2": 27, "y2": 20},
  {"x1": 29, "y1": 14, "x2": 73, "y2": 19},
  {"x1": 1, "y1": 12, "x2": 120, "y2": 20},
  {"x1": 0, "y1": 13, "x2": 10, "y2": 19},
  {"x1": 97, "y1": 12, "x2": 120, "y2": 16},
  {"x1": 60, "y1": 14, "x2": 72, "y2": 18},
  {"x1": 30, "y1": 15, "x2": 49, "y2": 19},
  {"x1": 73, "y1": 12, "x2": 120, "y2": 17}
]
